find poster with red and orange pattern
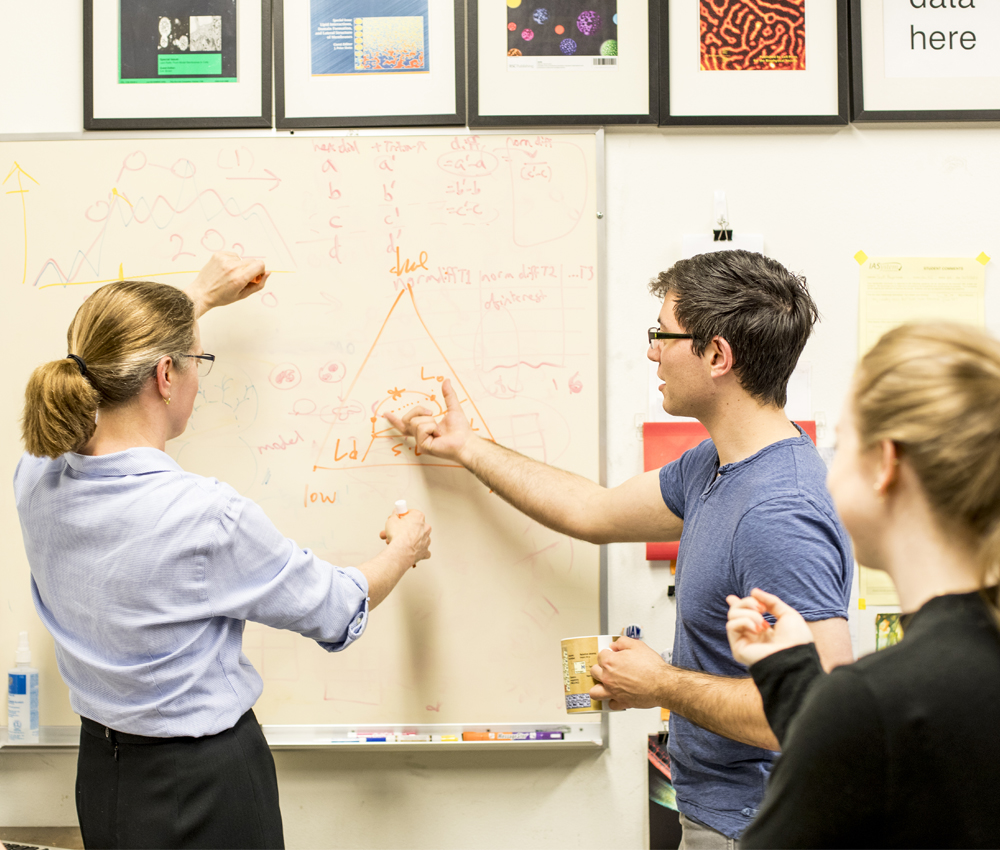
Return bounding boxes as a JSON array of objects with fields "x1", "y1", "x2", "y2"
[{"x1": 700, "y1": 0, "x2": 805, "y2": 71}]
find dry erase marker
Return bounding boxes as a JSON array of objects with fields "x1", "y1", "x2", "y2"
[
  {"x1": 394, "y1": 499, "x2": 408, "y2": 517},
  {"x1": 432, "y1": 734, "x2": 460, "y2": 742},
  {"x1": 462, "y1": 731, "x2": 499, "y2": 741},
  {"x1": 399, "y1": 727, "x2": 429, "y2": 742}
]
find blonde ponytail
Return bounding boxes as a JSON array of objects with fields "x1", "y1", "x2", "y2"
[
  {"x1": 854, "y1": 323, "x2": 1000, "y2": 611},
  {"x1": 22, "y1": 359, "x2": 101, "y2": 458},
  {"x1": 21, "y1": 280, "x2": 196, "y2": 459}
]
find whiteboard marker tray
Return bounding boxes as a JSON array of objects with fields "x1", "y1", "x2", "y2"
[{"x1": 1, "y1": 722, "x2": 603, "y2": 751}]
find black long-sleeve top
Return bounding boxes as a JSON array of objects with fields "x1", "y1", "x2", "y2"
[{"x1": 741, "y1": 590, "x2": 1000, "y2": 849}]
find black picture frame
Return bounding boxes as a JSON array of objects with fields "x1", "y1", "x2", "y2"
[
  {"x1": 468, "y1": 0, "x2": 658, "y2": 127},
  {"x1": 659, "y1": 0, "x2": 849, "y2": 127},
  {"x1": 849, "y1": 0, "x2": 1000, "y2": 122},
  {"x1": 274, "y1": 0, "x2": 466, "y2": 129},
  {"x1": 84, "y1": 0, "x2": 273, "y2": 131}
]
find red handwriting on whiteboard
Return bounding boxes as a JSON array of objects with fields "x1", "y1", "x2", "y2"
[
  {"x1": 169, "y1": 234, "x2": 195, "y2": 261},
  {"x1": 312, "y1": 140, "x2": 359, "y2": 155},
  {"x1": 520, "y1": 164, "x2": 552, "y2": 181},
  {"x1": 450, "y1": 135, "x2": 484, "y2": 151},
  {"x1": 269, "y1": 363, "x2": 302, "y2": 390},
  {"x1": 257, "y1": 431, "x2": 305, "y2": 455},
  {"x1": 484, "y1": 291, "x2": 547, "y2": 310},
  {"x1": 436, "y1": 151, "x2": 499, "y2": 177}
]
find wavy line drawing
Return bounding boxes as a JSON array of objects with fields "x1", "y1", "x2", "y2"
[{"x1": 32, "y1": 157, "x2": 296, "y2": 288}]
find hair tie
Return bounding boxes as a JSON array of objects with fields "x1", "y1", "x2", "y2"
[{"x1": 66, "y1": 354, "x2": 88, "y2": 378}]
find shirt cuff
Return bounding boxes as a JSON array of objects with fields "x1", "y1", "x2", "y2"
[
  {"x1": 316, "y1": 567, "x2": 369, "y2": 652},
  {"x1": 750, "y1": 642, "x2": 824, "y2": 745}
]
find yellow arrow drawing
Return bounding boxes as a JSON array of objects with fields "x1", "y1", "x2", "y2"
[{"x1": 3, "y1": 161, "x2": 40, "y2": 285}]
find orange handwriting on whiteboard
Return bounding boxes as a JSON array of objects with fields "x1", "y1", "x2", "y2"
[{"x1": 390, "y1": 247, "x2": 429, "y2": 276}]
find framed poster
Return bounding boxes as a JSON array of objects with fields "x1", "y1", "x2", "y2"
[
  {"x1": 275, "y1": 0, "x2": 465, "y2": 128},
  {"x1": 469, "y1": 0, "x2": 658, "y2": 126},
  {"x1": 850, "y1": 0, "x2": 1000, "y2": 122},
  {"x1": 660, "y1": 0, "x2": 849, "y2": 126},
  {"x1": 84, "y1": 0, "x2": 272, "y2": 130}
]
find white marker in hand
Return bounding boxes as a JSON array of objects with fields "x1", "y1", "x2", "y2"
[{"x1": 394, "y1": 500, "x2": 417, "y2": 569}]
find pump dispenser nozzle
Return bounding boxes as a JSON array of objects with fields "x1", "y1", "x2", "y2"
[{"x1": 15, "y1": 631, "x2": 31, "y2": 665}]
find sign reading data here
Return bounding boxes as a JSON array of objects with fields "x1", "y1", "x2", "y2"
[
  {"x1": 311, "y1": 0, "x2": 429, "y2": 75},
  {"x1": 119, "y1": 0, "x2": 237, "y2": 83},
  {"x1": 883, "y1": 0, "x2": 1000, "y2": 78}
]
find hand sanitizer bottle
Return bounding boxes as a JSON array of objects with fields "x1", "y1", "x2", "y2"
[{"x1": 8, "y1": 631, "x2": 39, "y2": 744}]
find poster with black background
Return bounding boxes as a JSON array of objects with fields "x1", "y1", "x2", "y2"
[
  {"x1": 506, "y1": 0, "x2": 618, "y2": 69},
  {"x1": 119, "y1": 0, "x2": 237, "y2": 83}
]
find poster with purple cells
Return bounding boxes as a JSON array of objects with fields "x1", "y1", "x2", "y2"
[{"x1": 506, "y1": 0, "x2": 617, "y2": 70}]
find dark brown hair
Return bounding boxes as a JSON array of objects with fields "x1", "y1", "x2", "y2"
[{"x1": 650, "y1": 250, "x2": 818, "y2": 407}]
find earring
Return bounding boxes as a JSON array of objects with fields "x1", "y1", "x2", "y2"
[{"x1": 164, "y1": 397, "x2": 171, "y2": 406}]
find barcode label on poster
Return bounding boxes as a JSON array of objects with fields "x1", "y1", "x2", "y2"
[{"x1": 508, "y1": 56, "x2": 618, "y2": 71}]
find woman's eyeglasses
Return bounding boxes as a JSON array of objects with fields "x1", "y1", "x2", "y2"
[{"x1": 178, "y1": 353, "x2": 216, "y2": 377}]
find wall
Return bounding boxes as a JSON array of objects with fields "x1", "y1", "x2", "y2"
[{"x1": 3, "y1": 3, "x2": 1000, "y2": 847}]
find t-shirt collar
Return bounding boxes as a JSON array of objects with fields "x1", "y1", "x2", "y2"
[{"x1": 717, "y1": 423, "x2": 809, "y2": 477}]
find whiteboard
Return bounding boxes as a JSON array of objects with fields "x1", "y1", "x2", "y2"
[{"x1": 0, "y1": 133, "x2": 601, "y2": 727}]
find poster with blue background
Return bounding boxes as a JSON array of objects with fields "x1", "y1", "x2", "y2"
[{"x1": 311, "y1": 0, "x2": 430, "y2": 75}]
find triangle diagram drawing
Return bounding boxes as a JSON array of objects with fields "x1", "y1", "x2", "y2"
[{"x1": 312, "y1": 284, "x2": 495, "y2": 472}]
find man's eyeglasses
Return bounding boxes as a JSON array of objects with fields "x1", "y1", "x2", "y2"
[
  {"x1": 648, "y1": 328, "x2": 694, "y2": 346},
  {"x1": 178, "y1": 353, "x2": 216, "y2": 377}
]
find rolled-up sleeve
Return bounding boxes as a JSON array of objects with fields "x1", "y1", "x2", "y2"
[{"x1": 206, "y1": 489, "x2": 369, "y2": 652}]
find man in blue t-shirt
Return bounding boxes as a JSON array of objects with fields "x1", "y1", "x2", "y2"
[{"x1": 386, "y1": 250, "x2": 854, "y2": 846}]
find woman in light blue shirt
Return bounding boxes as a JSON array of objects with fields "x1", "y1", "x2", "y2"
[{"x1": 15, "y1": 253, "x2": 432, "y2": 850}]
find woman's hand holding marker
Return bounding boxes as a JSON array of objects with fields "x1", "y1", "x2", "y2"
[
  {"x1": 185, "y1": 251, "x2": 270, "y2": 318},
  {"x1": 725, "y1": 588, "x2": 814, "y2": 668},
  {"x1": 380, "y1": 503, "x2": 431, "y2": 569}
]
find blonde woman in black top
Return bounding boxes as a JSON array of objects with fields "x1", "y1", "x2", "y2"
[{"x1": 727, "y1": 323, "x2": 1000, "y2": 849}]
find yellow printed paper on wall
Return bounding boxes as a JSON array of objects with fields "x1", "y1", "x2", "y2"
[
  {"x1": 875, "y1": 613, "x2": 903, "y2": 651},
  {"x1": 858, "y1": 257, "x2": 985, "y2": 357},
  {"x1": 860, "y1": 565, "x2": 899, "y2": 607}
]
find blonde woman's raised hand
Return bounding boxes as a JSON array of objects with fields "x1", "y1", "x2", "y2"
[
  {"x1": 726, "y1": 588, "x2": 814, "y2": 669},
  {"x1": 187, "y1": 252, "x2": 270, "y2": 317}
]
